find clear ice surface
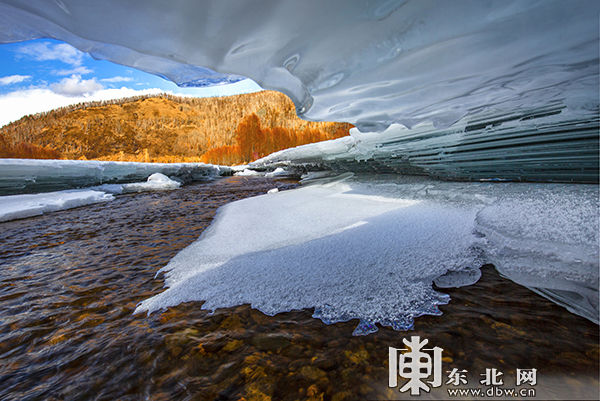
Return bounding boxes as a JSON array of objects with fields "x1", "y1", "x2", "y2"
[
  {"x1": 0, "y1": 0, "x2": 598, "y2": 181},
  {"x1": 136, "y1": 175, "x2": 599, "y2": 333}
]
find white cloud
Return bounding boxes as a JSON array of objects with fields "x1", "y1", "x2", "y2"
[
  {"x1": 54, "y1": 66, "x2": 93, "y2": 76},
  {"x1": 0, "y1": 87, "x2": 164, "y2": 127},
  {"x1": 0, "y1": 74, "x2": 31, "y2": 85},
  {"x1": 101, "y1": 76, "x2": 133, "y2": 83},
  {"x1": 17, "y1": 42, "x2": 85, "y2": 66},
  {"x1": 50, "y1": 75, "x2": 103, "y2": 97}
]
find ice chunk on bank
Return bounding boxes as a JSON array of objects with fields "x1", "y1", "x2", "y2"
[
  {"x1": 121, "y1": 173, "x2": 181, "y2": 192},
  {"x1": 234, "y1": 169, "x2": 262, "y2": 176},
  {"x1": 94, "y1": 173, "x2": 181, "y2": 194},
  {"x1": 264, "y1": 167, "x2": 290, "y2": 178},
  {"x1": 0, "y1": 189, "x2": 113, "y2": 222}
]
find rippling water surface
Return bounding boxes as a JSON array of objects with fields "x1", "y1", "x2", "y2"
[
  {"x1": 0, "y1": 176, "x2": 597, "y2": 400},
  {"x1": 0, "y1": 177, "x2": 297, "y2": 400}
]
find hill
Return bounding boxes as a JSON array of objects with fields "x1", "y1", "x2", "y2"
[{"x1": 0, "y1": 91, "x2": 352, "y2": 165}]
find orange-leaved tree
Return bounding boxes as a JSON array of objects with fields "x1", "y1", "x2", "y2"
[
  {"x1": 0, "y1": 135, "x2": 61, "y2": 159},
  {"x1": 200, "y1": 113, "x2": 351, "y2": 165}
]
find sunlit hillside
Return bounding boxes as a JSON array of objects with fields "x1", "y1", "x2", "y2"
[{"x1": 0, "y1": 91, "x2": 352, "y2": 164}]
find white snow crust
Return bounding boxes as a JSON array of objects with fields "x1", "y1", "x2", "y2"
[
  {"x1": 136, "y1": 175, "x2": 598, "y2": 333},
  {"x1": 234, "y1": 169, "x2": 262, "y2": 177},
  {"x1": 0, "y1": 189, "x2": 113, "y2": 222}
]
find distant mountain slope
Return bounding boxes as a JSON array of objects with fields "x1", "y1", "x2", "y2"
[{"x1": 0, "y1": 91, "x2": 352, "y2": 164}]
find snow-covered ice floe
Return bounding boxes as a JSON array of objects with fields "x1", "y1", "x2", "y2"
[
  {"x1": 264, "y1": 167, "x2": 292, "y2": 178},
  {"x1": 0, "y1": 159, "x2": 228, "y2": 195},
  {"x1": 249, "y1": 116, "x2": 599, "y2": 183},
  {"x1": 95, "y1": 173, "x2": 181, "y2": 193},
  {"x1": 0, "y1": 173, "x2": 182, "y2": 222},
  {"x1": 0, "y1": 189, "x2": 114, "y2": 222},
  {"x1": 234, "y1": 167, "x2": 296, "y2": 178},
  {"x1": 136, "y1": 175, "x2": 599, "y2": 334},
  {"x1": 233, "y1": 169, "x2": 262, "y2": 177}
]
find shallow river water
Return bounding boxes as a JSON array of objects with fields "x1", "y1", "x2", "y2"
[{"x1": 0, "y1": 176, "x2": 597, "y2": 400}]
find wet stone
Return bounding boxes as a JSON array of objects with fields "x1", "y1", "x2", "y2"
[
  {"x1": 312, "y1": 356, "x2": 336, "y2": 371},
  {"x1": 298, "y1": 366, "x2": 327, "y2": 381},
  {"x1": 223, "y1": 339, "x2": 244, "y2": 353},
  {"x1": 252, "y1": 333, "x2": 292, "y2": 352}
]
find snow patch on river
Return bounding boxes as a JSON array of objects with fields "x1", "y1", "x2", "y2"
[{"x1": 136, "y1": 175, "x2": 599, "y2": 333}]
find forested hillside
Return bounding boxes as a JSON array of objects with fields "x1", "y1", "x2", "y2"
[{"x1": 0, "y1": 91, "x2": 352, "y2": 164}]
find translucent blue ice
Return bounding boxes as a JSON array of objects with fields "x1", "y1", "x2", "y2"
[{"x1": 0, "y1": 1, "x2": 597, "y2": 181}]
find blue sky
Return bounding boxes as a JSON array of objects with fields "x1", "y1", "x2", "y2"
[{"x1": 0, "y1": 38, "x2": 262, "y2": 127}]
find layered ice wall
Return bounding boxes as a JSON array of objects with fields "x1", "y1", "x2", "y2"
[
  {"x1": 251, "y1": 113, "x2": 599, "y2": 182},
  {"x1": 0, "y1": 0, "x2": 598, "y2": 181}
]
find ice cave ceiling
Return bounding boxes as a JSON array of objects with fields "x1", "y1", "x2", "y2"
[{"x1": 0, "y1": 0, "x2": 598, "y2": 182}]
